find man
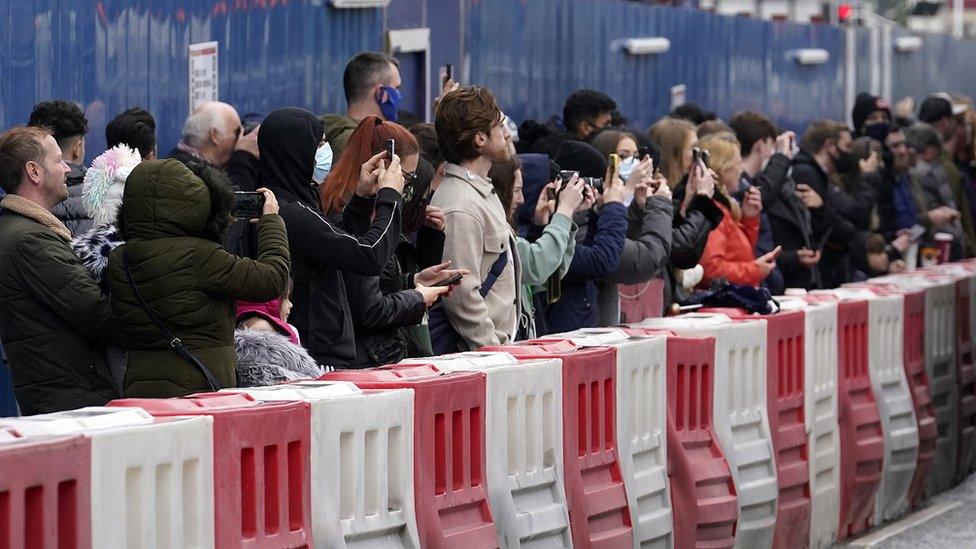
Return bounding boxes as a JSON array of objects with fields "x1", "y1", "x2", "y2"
[
  {"x1": 0, "y1": 127, "x2": 118, "y2": 414},
  {"x1": 877, "y1": 124, "x2": 932, "y2": 242},
  {"x1": 322, "y1": 52, "x2": 402, "y2": 160},
  {"x1": 906, "y1": 123, "x2": 969, "y2": 259},
  {"x1": 788, "y1": 120, "x2": 860, "y2": 288},
  {"x1": 430, "y1": 86, "x2": 521, "y2": 350},
  {"x1": 106, "y1": 106, "x2": 157, "y2": 160},
  {"x1": 851, "y1": 92, "x2": 892, "y2": 139},
  {"x1": 28, "y1": 99, "x2": 91, "y2": 234},
  {"x1": 729, "y1": 111, "x2": 797, "y2": 294},
  {"x1": 525, "y1": 89, "x2": 617, "y2": 158},
  {"x1": 167, "y1": 101, "x2": 259, "y2": 192}
]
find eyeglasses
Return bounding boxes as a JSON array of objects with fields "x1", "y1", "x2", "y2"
[{"x1": 401, "y1": 171, "x2": 419, "y2": 201}]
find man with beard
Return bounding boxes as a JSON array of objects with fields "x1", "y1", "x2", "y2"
[{"x1": 430, "y1": 86, "x2": 522, "y2": 350}]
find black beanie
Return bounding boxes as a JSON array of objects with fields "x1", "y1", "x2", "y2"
[
  {"x1": 852, "y1": 93, "x2": 891, "y2": 135},
  {"x1": 554, "y1": 141, "x2": 607, "y2": 178}
]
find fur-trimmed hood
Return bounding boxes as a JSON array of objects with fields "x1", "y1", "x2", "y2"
[
  {"x1": 71, "y1": 224, "x2": 124, "y2": 294},
  {"x1": 234, "y1": 329, "x2": 329, "y2": 387}
]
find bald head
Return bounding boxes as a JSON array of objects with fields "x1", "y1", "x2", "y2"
[{"x1": 181, "y1": 102, "x2": 241, "y2": 167}]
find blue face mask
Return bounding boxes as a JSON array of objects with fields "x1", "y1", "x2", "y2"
[
  {"x1": 376, "y1": 86, "x2": 402, "y2": 122},
  {"x1": 312, "y1": 142, "x2": 334, "y2": 185},
  {"x1": 618, "y1": 156, "x2": 638, "y2": 182}
]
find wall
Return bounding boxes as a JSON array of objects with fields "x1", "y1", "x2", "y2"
[
  {"x1": 0, "y1": 0, "x2": 382, "y2": 163},
  {"x1": 2, "y1": 0, "x2": 976, "y2": 164},
  {"x1": 465, "y1": 0, "x2": 846, "y2": 133}
]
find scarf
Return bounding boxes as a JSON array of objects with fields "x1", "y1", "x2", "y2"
[{"x1": 1, "y1": 194, "x2": 72, "y2": 242}]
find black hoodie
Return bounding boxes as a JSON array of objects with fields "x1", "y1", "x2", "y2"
[{"x1": 258, "y1": 108, "x2": 403, "y2": 368}]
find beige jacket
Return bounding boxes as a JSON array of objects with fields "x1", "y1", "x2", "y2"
[{"x1": 431, "y1": 163, "x2": 522, "y2": 349}]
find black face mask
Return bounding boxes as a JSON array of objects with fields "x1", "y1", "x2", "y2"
[
  {"x1": 863, "y1": 122, "x2": 890, "y2": 142},
  {"x1": 833, "y1": 148, "x2": 855, "y2": 173}
]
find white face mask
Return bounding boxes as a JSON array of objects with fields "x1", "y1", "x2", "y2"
[{"x1": 312, "y1": 142, "x2": 334, "y2": 185}]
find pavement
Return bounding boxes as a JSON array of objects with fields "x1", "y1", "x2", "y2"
[{"x1": 839, "y1": 472, "x2": 976, "y2": 548}]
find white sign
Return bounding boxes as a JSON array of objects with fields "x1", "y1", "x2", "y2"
[
  {"x1": 670, "y1": 84, "x2": 686, "y2": 110},
  {"x1": 189, "y1": 41, "x2": 219, "y2": 112}
]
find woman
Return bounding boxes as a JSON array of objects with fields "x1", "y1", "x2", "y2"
[
  {"x1": 106, "y1": 160, "x2": 290, "y2": 397},
  {"x1": 648, "y1": 118, "x2": 723, "y2": 311},
  {"x1": 649, "y1": 117, "x2": 697, "y2": 189},
  {"x1": 696, "y1": 132, "x2": 777, "y2": 287},
  {"x1": 324, "y1": 116, "x2": 466, "y2": 367},
  {"x1": 590, "y1": 130, "x2": 673, "y2": 324},
  {"x1": 488, "y1": 156, "x2": 585, "y2": 339},
  {"x1": 258, "y1": 108, "x2": 405, "y2": 369}
]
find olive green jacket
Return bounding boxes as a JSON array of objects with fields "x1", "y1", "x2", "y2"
[
  {"x1": 0, "y1": 194, "x2": 119, "y2": 414},
  {"x1": 106, "y1": 160, "x2": 289, "y2": 397}
]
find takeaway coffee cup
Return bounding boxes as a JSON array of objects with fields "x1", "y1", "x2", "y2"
[{"x1": 935, "y1": 232, "x2": 954, "y2": 264}]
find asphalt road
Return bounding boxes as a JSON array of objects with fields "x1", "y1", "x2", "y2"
[{"x1": 839, "y1": 472, "x2": 976, "y2": 548}]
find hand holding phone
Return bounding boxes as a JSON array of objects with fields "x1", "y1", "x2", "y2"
[
  {"x1": 233, "y1": 191, "x2": 266, "y2": 219},
  {"x1": 432, "y1": 273, "x2": 464, "y2": 287}
]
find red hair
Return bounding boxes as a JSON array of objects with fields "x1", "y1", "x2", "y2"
[{"x1": 320, "y1": 116, "x2": 420, "y2": 213}]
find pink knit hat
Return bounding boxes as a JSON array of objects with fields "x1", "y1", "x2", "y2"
[{"x1": 236, "y1": 299, "x2": 300, "y2": 345}]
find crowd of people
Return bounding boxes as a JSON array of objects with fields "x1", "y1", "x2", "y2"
[{"x1": 1, "y1": 50, "x2": 974, "y2": 415}]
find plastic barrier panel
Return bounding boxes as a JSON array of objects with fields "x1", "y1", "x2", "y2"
[
  {"x1": 555, "y1": 328, "x2": 673, "y2": 548},
  {"x1": 399, "y1": 352, "x2": 572, "y2": 548},
  {"x1": 927, "y1": 269, "x2": 976, "y2": 481},
  {"x1": 831, "y1": 298, "x2": 885, "y2": 539},
  {"x1": 879, "y1": 275, "x2": 958, "y2": 495},
  {"x1": 626, "y1": 328, "x2": 738, "y2": 549},
  {"x1": 109, "y1": 393, "x2": 312, "y2": 549},
  {"x1": 778, "y1": 297, "x2": 840, "y2": 549},
  {"x1": 709, "y1": 308, "x2": 813, "y2": 549},
  {"x1": 856, "y1": 283, "x2": 939, "y2": 510},
  {"x1": 0, "y1": 407, "x2": 215, "y2": 549},
  {"x1": 321, "y1": 365, "x2": 498, "y2": 549},
  {"x1": 481, "y1": 340, "x2": 633, "y2": 549},
  {"x1": 223, "y1": 382, "x2": 420, "y2": 549},
  {"x1": 641, "y1": 315, "x2": 776, "y2": 549},
  {"x1": 825, "y1": 289, "x2": 920, "y2": 523},
  {"x1": 0, "y1": 427, "x2": 91, "y2": 549},
  {"x1": 618, "y1": 278, "x2": 665, "y2": 324}
]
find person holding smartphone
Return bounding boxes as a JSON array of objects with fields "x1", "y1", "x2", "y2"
[
  {"x1": 696, "y1": 132, "x2": 781, "y2": 287},
  {"x1": 543, "y1": 142, "x2": 628, "y2": 333}
]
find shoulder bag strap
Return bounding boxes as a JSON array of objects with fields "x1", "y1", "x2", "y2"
[
  {"x1": 479, "y1": 251, "x2": 509, "y2": 298},
  {"x1": 122, "y1": 251, "x2": 222, "y2": 391}
]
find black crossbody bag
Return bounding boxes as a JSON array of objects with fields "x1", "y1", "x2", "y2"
[{"x1": 122, "y1": 251, "x2": 222, "y2": 391}]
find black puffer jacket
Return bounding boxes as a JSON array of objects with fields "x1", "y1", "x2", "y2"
[{"x1": 259, "y1": 108, "x2": 402, "y2": 368}]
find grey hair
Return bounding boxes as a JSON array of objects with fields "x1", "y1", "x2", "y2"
[
  {"x1": 904, "y1": 122, "x2": 943, "y2": 152},
  {"x1": 181, "y1": 106, "x2": 231, "y2": 148}
]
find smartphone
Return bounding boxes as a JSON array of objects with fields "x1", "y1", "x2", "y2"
[
  {"x1": 432, "y1": 273, "x2": 463, "y2": 287},
  {"x1": 445, "y1": 63, "x2": 453, "y2": 82},
  {"x1": 638, "y1": 145, "x2": 651, "y2": 160},
  {"x1": 385, "y1": 139, "x2": 396, "y2": 161},
  {"x1": 581, "y1": 177, "x2": 603, "y2": 193},
  {"x1": 692, "y1": 147, "x2": 702, "y2": 169},
  {"x1": 233, "y1": 191, "x2": 265, "y2": 219},
  {"x1": 608, "y1": 153, "x2": 620, "y2": 182}
]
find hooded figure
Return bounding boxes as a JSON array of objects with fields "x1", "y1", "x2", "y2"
[
  {"x1": 258, "y1": 108, "x2": 403, "y2": 368},
  {"x1": 105, "y1": 159, "x2": 290, "y2": 397}
]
